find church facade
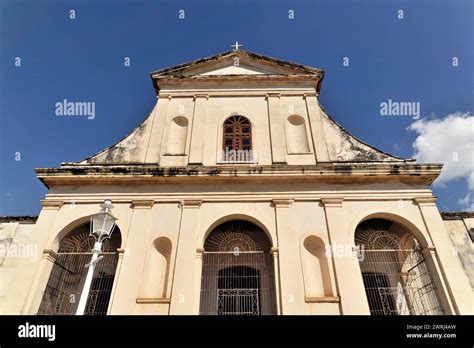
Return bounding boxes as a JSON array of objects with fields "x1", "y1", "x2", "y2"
[{"x1": 1, "y1": 50, "x2": 472, "y2": 315}]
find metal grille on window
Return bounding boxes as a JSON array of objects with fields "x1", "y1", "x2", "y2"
[
  {"x1": 37, "y1": 223, "x2": 121, "y2": 315},
  {"x1": 200, "y1": 220, "x2": 277, "y2": 315},
  {"x1": 355, "y1": 219, "x2": 443, "y2": 315}
]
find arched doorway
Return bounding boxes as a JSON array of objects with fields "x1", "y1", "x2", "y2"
[
  {"x1": 38, "y1": 222, "x2": 121, "y2": 315},
  {"x1": 355, "y1": 218, "x2": 443, "y2": 315},
  {"x1": 199, "y1": 220, "x2": 277, "y2": 315}
]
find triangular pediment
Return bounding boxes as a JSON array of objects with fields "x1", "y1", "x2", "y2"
[
  {"x1": 150, "y1": 50, "x2": 324, "y2": 78},
  {"x1": 198, "y1": 63, "x2": 276, "y2": 76}
]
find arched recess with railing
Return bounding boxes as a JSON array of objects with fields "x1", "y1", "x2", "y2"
[
  {"x1": 37, "y1": 222, "x2": 121, "y2": 315},
  {"x1": 354, "y1": 217, "x2": 444, "y2": 315},
  {"x1": 199, "y1": 220, "x2": 277, "y2": 315}
]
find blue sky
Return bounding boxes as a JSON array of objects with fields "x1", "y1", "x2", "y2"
[{"x1": 0, "y1": 0, "x2": 473, "y2": 215}]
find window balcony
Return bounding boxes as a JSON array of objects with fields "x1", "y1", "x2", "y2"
[{"x1": 217, "y1": 149, "x2": 256, "y2": 164}]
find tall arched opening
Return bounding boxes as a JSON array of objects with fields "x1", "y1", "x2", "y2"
[
  {"x1": 355, "y1": 218, "x2": 443, "y2": 315},
  {"x1": 199, "y1": 220, "x2": 277, "y2": 315},
  {"x1": 38, "y1": 222, "x2": 121, "y2": 315}
]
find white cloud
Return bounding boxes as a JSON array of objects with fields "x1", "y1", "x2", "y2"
[
  {"x1": 457, "y1": 192, "x2": 474, "y2": 211},
  {"x1": 409, "y1": 112, "x2": 474, "y2": 210},
  {"x1": 469, "y1": 172, "x2": 474, "y2": 191},
  {"x1": 409, "y1": 112, "x2": 474, "y2": 187}
]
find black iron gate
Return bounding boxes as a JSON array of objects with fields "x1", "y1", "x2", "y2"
[
  {"x1": 200, "y1": 251, "x2": 277, "y2": 315},
  {"x1": 38, "y1": 251, "x2": 118, "y2": 315},
  {"x1": 38, "y1": 224, "x2": 121, "y2": 315},
  {"x1": 360, "y1": 249, "x2": 444, "y2": 315}
]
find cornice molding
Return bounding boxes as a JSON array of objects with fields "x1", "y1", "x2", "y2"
[
  {"x1": 179, "y1": 200, "x2": 202, "y2": 209},
  {"x1": 265, "y1": 92, "x2": 281, "y2": 99},
  {"x1": 303, "y1": 92, "x2": 318, "y2": 98},
  {"x1": 41, "y1": 200, "x2": 64, "y2": 210},
  {"x1": 413, "y1": 197, "x2": 437, "y2": 206},
  {"x1": 271, "y1": 199, "x2": 294, "y2": 208},
  {"x1": 321, "y1": 197, "x2": 344, "y2": 207},
  {"x1": 193, "y1": 94, "x2": 209, "y2": 100},
  {"x1": 36, "y1": 163, "x2": 442, "y2": 188},
  {"x1": 131, "y1": 200, "x2": 155, "y2": 209}
]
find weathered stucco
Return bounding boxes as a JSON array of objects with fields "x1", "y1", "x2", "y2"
[
  {"x1": 441, "y1": 213, "x2": 474, "y2": 287},
  {"x1": 73, "y1": 49, "x2": 406, "y2": 166}
]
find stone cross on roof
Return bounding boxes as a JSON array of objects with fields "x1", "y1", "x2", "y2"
[{"x1": 231, "y1": 41, "x2": 243, "y2": 50}]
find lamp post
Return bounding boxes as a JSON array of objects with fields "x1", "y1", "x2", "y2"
[{"x1": 76, "y1": 199, "x2": 117, "y2": 315}]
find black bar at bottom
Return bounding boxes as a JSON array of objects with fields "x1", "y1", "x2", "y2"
[{"x1": 0, "y1": 315, "x2": 471, "y2": 347}]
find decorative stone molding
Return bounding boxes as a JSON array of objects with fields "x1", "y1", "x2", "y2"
[
  {"x1": 179, "y1": 200, "x2": 202, "y2": 209},
  {"x1": 270, "y1": 247, "x2": 279, "y2": 255},
  {"x1": 136, "y1": 298, "x2": 171, "y2": 304},
  {"x1": 42, "y1": 249, "x2": 57, "y2": 262},
  {"x1": 193, "y1": 94, "x2": 209, "y2": 100},
  {"x1": 40, "y1": 200, "x2": 64, "y2": 210},
  {"x1": 158, "y1": 93, "x2": 172, "y2": 100},
  {"x1": 37, "y1": 163, "x2": 443, "y2": 186},
  {"x1": 271, "y1": 199, "x2": 294, "y2": 208},
  {"x1": 304, "y1": 296, "x2": 340, "y2": 303},
  {"x1": 302, "y1": 92, "x2": 318, "y2": 99},
  {"x1": 0, "y1": 216, "x2": 37, "y2": 224},
  {"x1": 196, "y1": 248, "x2": 205, "y2": 258},
  {"x1": 413, "y1": 197, "x2": 437, "y2": 206},
  {"x1": 441, "y1": 211, "x2": 474, "y2": 220},
  {"x1": 320, "y1": 198, "x2": 344, "y2": 207},
  {"x1": 265, "y1": 92, "x2": 281, "y2": 99},
  {"x1": 131, "y1": 200, "x2": 155, "y2": 209}
]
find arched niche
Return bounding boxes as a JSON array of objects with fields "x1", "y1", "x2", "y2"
[
  {"x1": 301, "y1": 235, "x2": 333, "y2": 298},
  {"x1": 165, "y1": 116, "x2": 188, "y2": 155},
  {"x1": 139, "y1": 237, "x2": 172, "y2": 299},
  {"x1": 285, "y1": 115, "x2": 310, "y2": 154}
]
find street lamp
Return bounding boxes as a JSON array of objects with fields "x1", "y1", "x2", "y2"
[{"x1": 76, "y1": 199, "x2": 117, "y2": 315}]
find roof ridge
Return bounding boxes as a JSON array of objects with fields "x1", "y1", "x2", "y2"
[{"x1": 150, "y1": 49, "x2": 324, "y2": 77}]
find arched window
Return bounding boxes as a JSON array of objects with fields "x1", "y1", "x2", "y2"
[
  {"x1": 139, "y1": 237, "x2": 172, "y2": 299},
  {"x1": 165, "y1": 116, "x2": 189, "y2": 155},
  {"x1": 222, "y1": 116, "x2": 252, "y2": 162},
  {"x1": 200, "y1": 220, "x2": 276, "y2": 315},
  {"x1": 285, "y1": 115, "x2": 310, "y2": 153},
  {"x1": 38, "y1": 223, "x2": 121, "y2": 315},
  {"x1": 355, "y1": 218, "x2": 443, "y2": 315}
]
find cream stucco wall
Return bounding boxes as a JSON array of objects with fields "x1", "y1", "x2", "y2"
[
  {"x1": 1, "y1": 182, "x2": 472, "y2": 315},
  {"x1": 443, "y1": 215, "x2": 474, "y2": 288},
  {"x1": 0, "y1": 220, "x2": 37, "y2": 308}
]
